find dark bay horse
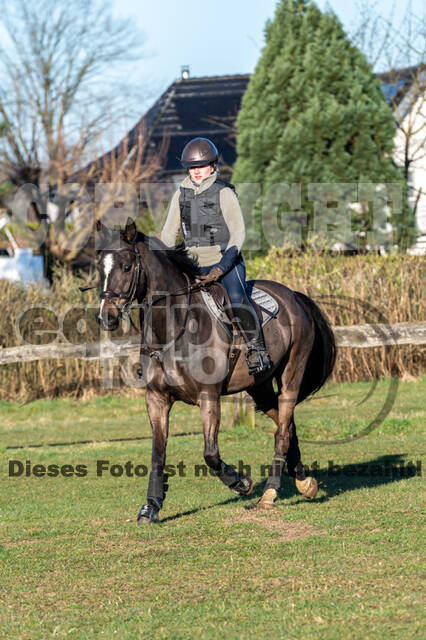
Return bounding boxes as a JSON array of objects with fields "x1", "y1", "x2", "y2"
[{"x1": 95, "y1": 219, "x2": 336, "y2": 523}]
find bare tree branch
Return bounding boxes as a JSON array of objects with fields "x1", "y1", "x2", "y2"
[
  {"x1": 0, "y1": 0, "x2": 148, "y2": 186},
  {"x1": 351, "y1": 0, "x2": 426, "y2": 226}
]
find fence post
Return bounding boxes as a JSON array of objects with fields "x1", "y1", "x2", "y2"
[{"x1": 229, "y1": 392, "x2": 255, "y2": 428}]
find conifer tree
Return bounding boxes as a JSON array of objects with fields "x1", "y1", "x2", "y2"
[{"x1": 233, "y1": 0, "x2": 415, "y2": 252}]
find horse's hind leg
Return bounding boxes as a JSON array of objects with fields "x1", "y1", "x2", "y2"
[
  {"x1": 200, "y1": 392, "x2": 253, "y2": 496},
  {"x1": 247, "y1": 381, "x2": 283, "y2": 508},
  {"x1": 286, "y1": 418, "x2": 318, "y2": 499},
  {"x1": 249, "y1": 362, "x2": 317, "y2": 510}
]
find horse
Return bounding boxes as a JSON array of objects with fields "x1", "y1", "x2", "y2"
[{"x1": 94, "y1": 218, "x2": 336, "y2": 524}]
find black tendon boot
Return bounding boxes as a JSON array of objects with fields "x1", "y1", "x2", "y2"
[
  {"x1": 137, "y1": 470, "x2": 169, "y2": 524},
  {"x1": 236, "y1": 302, "x2": 272, "y2": 375}
]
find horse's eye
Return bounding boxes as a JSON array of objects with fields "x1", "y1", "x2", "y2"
[{"x1": 123, "y1": 264, "x2": 132, "y2": 272}]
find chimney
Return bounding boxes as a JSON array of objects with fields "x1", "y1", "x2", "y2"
[{"x1": 181, "y1": 65, "x2": 190, "y2": 80}]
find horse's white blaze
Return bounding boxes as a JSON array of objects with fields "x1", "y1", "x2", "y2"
[{"x1": 100, "y1": 253, "x2": 114, "y2": 314}]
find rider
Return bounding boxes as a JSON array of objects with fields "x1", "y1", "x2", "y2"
[{"x1": 161, "y1": 137, "x2": 271, "y2": 375}]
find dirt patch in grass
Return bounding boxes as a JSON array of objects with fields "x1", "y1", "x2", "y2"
[{"x1": 234, "y1": 510, "x2": 326, "y2": 541}]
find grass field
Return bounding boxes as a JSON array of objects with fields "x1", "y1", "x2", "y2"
[{"x1": 0, "y1": 377, "x2": 425, "y2": 639}]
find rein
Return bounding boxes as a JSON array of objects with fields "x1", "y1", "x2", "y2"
[{"x1": 138, "y1": 271, "x2": 193, "y2": 361}]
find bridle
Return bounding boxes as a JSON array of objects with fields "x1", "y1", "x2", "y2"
[
  {"x1": 99, "y1": 241, "x2": 144, "y2": 321},
  {"x1": 80, "y1": 240, "x2": 209, "y2": 360}
]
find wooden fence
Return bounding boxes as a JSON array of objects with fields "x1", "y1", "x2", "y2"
[
  {"x1": 1, "y1": 321, "x2": 424, "y2": 425},
  {"x1": 0, "y1": 321, "x2": 424, "y2": 365}
]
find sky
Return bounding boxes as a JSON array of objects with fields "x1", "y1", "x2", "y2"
[{"x1": 111, "y1": 0, "x2": 425, "y2": 112}]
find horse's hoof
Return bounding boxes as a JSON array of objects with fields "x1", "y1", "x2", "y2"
[
  {"x1": 295, "y1": 476, "x2": 318, "y2": 499},
  {"x1": 251, "y1": 488, "x2": 277, "y2": 510},
  {"x1": 137, "y1": 503, "x2": 160, "y2": 525},
  {"x1": 137, "y1": 515, "x2": 160, "y2": 525},
  {"x1": 230, "y1": 474, "x2": 253, "y2": 496}
]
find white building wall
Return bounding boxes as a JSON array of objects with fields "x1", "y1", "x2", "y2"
[{"x1": 393, "y1": 90, "x2": 426, "y2": 253}]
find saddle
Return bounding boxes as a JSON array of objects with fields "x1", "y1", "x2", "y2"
[
  {"x1": 200, "y1": 281, "x2": 278, "y2": 381},
  {"x1": 200, "y1": 281, "x2": 279, "y2": 337}
]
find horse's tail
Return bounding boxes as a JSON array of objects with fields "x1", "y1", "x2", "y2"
[{"x1": 294, "y1": 291, "x2": 336, "y2": 404}]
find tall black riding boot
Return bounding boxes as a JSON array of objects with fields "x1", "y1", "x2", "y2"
[{"x1": 236, "y1": 302, "x2": 272, "y2": 375}]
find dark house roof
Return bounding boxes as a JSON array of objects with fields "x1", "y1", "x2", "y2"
[
  {"x1": 81, "y1": 73, "x2": 250, "y2": 181},
  {"x1": 84, "y1": 66, "x2": 424, "y2": 182},
  {"x1": 142, "y1": 74, "x2": 250, "y2": 175}
]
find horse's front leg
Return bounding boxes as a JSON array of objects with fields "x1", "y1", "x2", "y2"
[
  {"x1": 137, "y1": 389, "x2": 173, "y2": 524},
  {"x1": 200, "y1": 392, "x2": 253, "y2": 496}
]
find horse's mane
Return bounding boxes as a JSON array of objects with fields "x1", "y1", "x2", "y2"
[
  {"x1": 98, "y1": 226, "x2": 201, "y2": 280},
  {"x1": 139, "y1": 233, "x2": 201, "y2": 279}
]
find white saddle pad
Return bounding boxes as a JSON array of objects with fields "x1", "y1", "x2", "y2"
[{"x1": 200, "y1": 284, "x2": 278, "y2": 329}]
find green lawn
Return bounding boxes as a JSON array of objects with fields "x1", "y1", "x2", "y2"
[{"x1": 0, "y1": 377, "x2": 424, "y2": 639}]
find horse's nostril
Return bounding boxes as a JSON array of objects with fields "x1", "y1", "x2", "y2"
[{"x1": 98, "y1": 312, "x2": 119, "y2": 331}]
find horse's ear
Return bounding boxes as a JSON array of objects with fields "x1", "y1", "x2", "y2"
[
  {"x1": 123, "y1": 217, "x2": 137, "y2": 244},
  {"x1": 96, "y1": 218, "x2": 111, "y2": 236},
  {"x1": 95, "y1": 218, "x2": 113, "y2": 249}
]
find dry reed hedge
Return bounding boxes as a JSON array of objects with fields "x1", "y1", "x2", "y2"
[
  {"x1": 0, "y1": 254, "x2": 424, "y2": 401},
  {"x1": 247, "y1": 251, "x2": 425, "y2": 382},
  {"x1": 0, "y1": 267, "x2": 116, "y2": 402}
]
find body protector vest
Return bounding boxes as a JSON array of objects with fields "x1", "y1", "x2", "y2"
[{"x1": 179, "y1": 178, "x2": 235, "y2": 249}]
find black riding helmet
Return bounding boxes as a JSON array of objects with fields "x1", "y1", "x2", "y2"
[{"x1": 180, "y1": 137, "x2": 219, "y2": 168}]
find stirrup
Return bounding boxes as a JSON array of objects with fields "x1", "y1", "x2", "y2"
[{"x1": 245, "y1": 344, "x2": 272, "y2": 375}]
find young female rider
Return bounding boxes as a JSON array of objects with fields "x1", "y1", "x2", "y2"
[{"x1": 161, "y1": 137, "x2": 271, "y2": 375}]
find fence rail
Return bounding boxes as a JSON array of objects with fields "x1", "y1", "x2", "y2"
[
  {"x1": 0, "y1": 321, "x2": 424, "y2": 365},
  {"x1": 332, "y1": 321, "x2": 426, "y2": 348}
]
